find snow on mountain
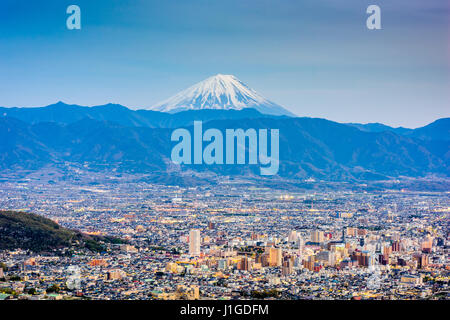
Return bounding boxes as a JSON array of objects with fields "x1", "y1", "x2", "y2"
[{"x1": 151, "y1": 74, "x2": 295, "y2": 116}]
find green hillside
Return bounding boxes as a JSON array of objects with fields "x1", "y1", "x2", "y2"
[{"x1": 0, "y1": 210, "x2": 125, "y2": 253}]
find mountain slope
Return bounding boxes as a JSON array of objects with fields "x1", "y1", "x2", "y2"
[
  {"x1": 408, "y1": 118, "x2": 450, "y2": 141},
  {"x1": 200, "y1": 117, "x2": 448, "y2": 179},
  {"x1": 1, "y1": 116, "x2": 447, "y2": 180},
  {"x1": 151, "y1": 74, "x2": 295, "y2": 116},
  {"x1": 347, "y1": 118, "x2": 450, "y2": 141},
  {"x1": 0, "y1": 210, "x2": 125, "y2": 253},
  {"x1": 0, "y1": 117, "x2": 55, "y2": 169}
]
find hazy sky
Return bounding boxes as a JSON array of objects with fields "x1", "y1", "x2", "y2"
[{"x1": 0, "y1": 0, "x2": 448, "y2": 127}]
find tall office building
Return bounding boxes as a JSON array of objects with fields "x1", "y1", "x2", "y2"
[
  {"x1": 218, "y1": 259, "x2": 228, "y2": 270},
  {"x1": 238, "y1": 257, "x2": 253, "y2": 271},
  {"x1": 352, "y1": 251, "x2": 371, "y2": 267},
  {"x1": 268, "y1": 247, "x2": 282, "y2": 267},
  {"x1": 297, "y1": 236, "x2": 304, "y2": 257},
  {"x1": 189, "y1": 229, "x2": 201, "y2": 256},
  {"x1": 311, "y1": 230, "x2": 324, "y2": 243},
  {"x1": 421, "y1": 237, "x2": 433, "y2": 254},
  {"x1": 288, "y1": 230, "x2": 298, "y2": 242},
  {"x1": 416, "y1": 254, "x2": 429, "y2": 269},
  {"x1": 282, "y1": 256, "x2": 294, "y2": 276}
]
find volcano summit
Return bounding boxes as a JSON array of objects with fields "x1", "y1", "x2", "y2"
[{"x1": 151, "y1": 74, "x2": 295, "y2": 116}]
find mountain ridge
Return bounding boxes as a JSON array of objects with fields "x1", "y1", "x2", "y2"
[
  {"x1": 0, "y1": 102, "x2": 284, "y2": 128},
  {"x1": 347, "y1": 118, "x2": 450, "y2": 141},
  {"x1": 1, "y1": 115, "x2": 448, "y2": 181},
  {"x1": 2, "y1": 102, "x2": 448, "y2": 141}
]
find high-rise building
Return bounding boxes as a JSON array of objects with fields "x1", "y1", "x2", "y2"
[
  {"x1": 421, "y1": 237, "x2": 433, "y2": 254},
  {"x1": 238, "y1": 257, "x2": 253, "y2": 271},
  {"x1": 416, "y1": 254, "x2": 429, "y2": 269},
  {"x1": 303, "y1": 255, "x2": 316, "y2": 271},
  {"x1": 311, "y1": 230, "x2": 324, "y2": 243},
  {"x1": 189, "y1": 229, "x2": 201, "y2": 256},
  {"x1": 383, "y1": 244, "x2": 392, "y2": 257},
  {"x1": 288, "y1": 230, "x2": 298, "y2": 242},
  {"x1": 352, "y1": 251, "x2": 371, "y2": 267},
  {"x1": 268, "y1": 247, "x2": 282, "y2": 267},
  {"x1": 297, "y1": 236, "x2": 304, "y2": 257},
  {"x1": 218, "y1": 259, "x2": 228, "y2": 270},
  {"x1": 392, "y1": 240, "x2": 401, "y2": 252},
  {"x1": 259, "y1": 253, "x2": 270, "y2": 267},
  {"x1": 282, "y1": 256, "x2": 294, "y2": 276},
  {"x1": 316, "y1": 250, "x2": 336, "y2": 266}
]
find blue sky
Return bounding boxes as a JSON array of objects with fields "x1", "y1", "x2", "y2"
[{"x1": 0, "y1": 0, "x2": 448, "y2": 127}]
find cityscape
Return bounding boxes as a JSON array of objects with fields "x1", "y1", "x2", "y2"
[
  {"x1": 0, "y1": 167, "x2": 448, "y2": 300},
  {"x1": 0, "y1": 0, "x2": 449, "y2": 307}
]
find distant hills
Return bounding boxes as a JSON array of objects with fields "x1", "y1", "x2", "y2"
[
  {"x1": 0, "y1": 210, "x2": 125, "y2": 253},
  {"x1": 2, "y1": 101, "x2": 448, "y2": 140},
  {"x1": 347, "y1": 123, "x2": 413, "y2": 135},
  {"x1": 0, "y1": 102, "x2": 281, "y2": 128},
  {"x1": 347, "y1": 118, "x2": 450, "y2": 141},
  {"x1": 0, "y1": 104, "x2": 448, "y2": 181}
]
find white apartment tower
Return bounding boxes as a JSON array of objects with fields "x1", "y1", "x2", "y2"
[{"x1": 189, "y1": 229, "x2": 201, "y2": 256}]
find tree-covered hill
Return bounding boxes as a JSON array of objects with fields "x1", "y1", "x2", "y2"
[{"x1": 0, "y1": 210, "x2": 125, "y2": 253}]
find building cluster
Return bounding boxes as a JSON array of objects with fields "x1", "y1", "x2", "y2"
[{"x1": 0, "y1": 170, "x2": 448, "y2": 300}]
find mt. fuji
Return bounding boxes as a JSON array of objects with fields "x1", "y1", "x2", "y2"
[{"x1": 151, "y1": 74, "x2": 295, "y2": 116}]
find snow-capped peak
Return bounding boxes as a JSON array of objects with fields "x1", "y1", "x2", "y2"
[{"x1": 151, "y1": 74, "x2": 295, "y2": 116}]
